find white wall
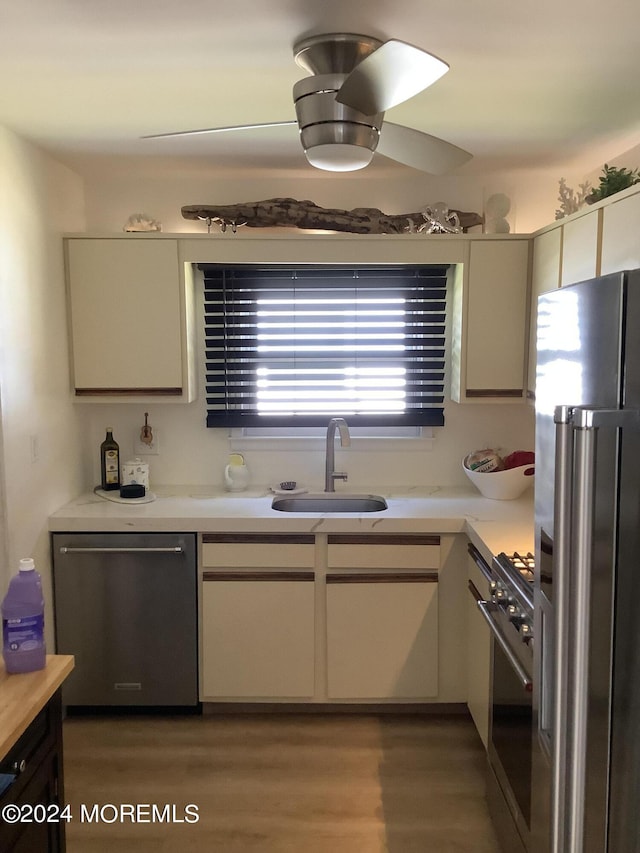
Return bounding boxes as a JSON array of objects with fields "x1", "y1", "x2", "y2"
[
  {"x1": 62, "y1": 155, "x2": 538, "y2": 493},
  {"x1": 0, "y1": 125, "x2": 85, "y2": 642},
  {"x1": 69, "y1": 153, "x2": 561, "y2": 235},
  {"x1": 80, "y1": 398, "x2": 534, "y2": 493}
]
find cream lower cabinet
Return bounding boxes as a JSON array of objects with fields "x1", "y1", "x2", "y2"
[
  {"x1": 325, "y1": 535, "x2": 440, "y2": 700},
  {"x1": 200, "y1": 534, "x2": 316, "y2": 699},
  {"x1": 199, "y1": 532, "x2": 450, "y2": 704},
  {"x1": 466, "y1": 547, "x2": 492, "y2": 748}
]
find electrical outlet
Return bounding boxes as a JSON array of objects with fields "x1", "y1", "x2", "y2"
[{"x1": 133, "y1": 430, "x2": 160, "y2": 455}]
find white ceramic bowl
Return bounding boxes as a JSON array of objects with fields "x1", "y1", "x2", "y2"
[{"x1": 463, "y1": 458, "x2": 534, "y2": 500}]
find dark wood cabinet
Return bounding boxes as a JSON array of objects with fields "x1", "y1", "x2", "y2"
[{"x1": 0, "y1": 689, "x2": 66, "y2": 853}]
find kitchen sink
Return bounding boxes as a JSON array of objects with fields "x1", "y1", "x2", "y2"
[{"x1": 271, "y1": 493, "x2": 388, "y2": 513}]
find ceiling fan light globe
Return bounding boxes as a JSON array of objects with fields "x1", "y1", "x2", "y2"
[{"x1": 304, "y1": 143, "x2": 374, "y2": 171}]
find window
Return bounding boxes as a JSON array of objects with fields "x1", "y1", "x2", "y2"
[{"x1": 201, "y1": 265, "x2": 448, "y2": 428}]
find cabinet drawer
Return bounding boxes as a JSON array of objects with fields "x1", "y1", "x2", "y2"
[
  {"x1": 0, "y1": 696, "x2": 57, "y2": 783},
  {"x1": 202, "y1": 534, "x2": 315, "y2": 569},
  {"x1": 0, "y1": 691, "x2": 63, "y2": 837},
  {"x1": 327, "y1": 534, "x2": 440, "y2": 570}
]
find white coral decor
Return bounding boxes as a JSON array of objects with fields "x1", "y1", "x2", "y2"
[
  {"x1": 123, "y1": 213, "x2": 162, "y2": 232},
  {"x1": 555, "y1": 179, "x2": 591, "y2": 220}
]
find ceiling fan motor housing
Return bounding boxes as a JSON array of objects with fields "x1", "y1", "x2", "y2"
[
  {"x1": 293, "y1": 74, "x2": 384, "y2": 171},
  {"x1": 293, "y1": 33, "x2": 383, "y2": 75}
]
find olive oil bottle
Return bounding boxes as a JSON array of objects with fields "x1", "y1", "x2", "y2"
[{"x1": 100, "y1": 428, "x2": 120, "y2": 491}]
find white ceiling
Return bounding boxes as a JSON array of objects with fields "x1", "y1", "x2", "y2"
[{"x1": 1, "y1": 0, "x2": 639, "y2": 178}]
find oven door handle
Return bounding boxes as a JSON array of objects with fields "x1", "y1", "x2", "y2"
[{"x1": 476, "y1": 599, "x2": 533, "y2": 692}]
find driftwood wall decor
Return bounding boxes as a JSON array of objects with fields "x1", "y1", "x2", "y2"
[{"x1": 181, "y1": 198, "x2": 483, "y2": 235}]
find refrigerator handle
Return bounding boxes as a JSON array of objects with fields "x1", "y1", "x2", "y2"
[
  {"x1": 565, "y1": 416, "x2": 599, "y2": 853},
  {"x1": 561, "y1": 406, "x2": 640, "y2": 853},
  {"x1": 550, "y1": 406, "x2": 575, "y2": 853}
]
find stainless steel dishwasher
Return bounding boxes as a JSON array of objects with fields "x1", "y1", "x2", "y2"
[{"x1": 52, "y1": 532, "x2": 198, "y2": 708}]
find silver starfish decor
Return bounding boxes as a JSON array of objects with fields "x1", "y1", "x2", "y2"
[{"x1": 413, "y1": 203, "x2": 462, "y2": 234}]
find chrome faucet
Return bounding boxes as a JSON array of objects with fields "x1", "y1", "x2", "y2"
[{"x1": 325, "y1": 417, "x2": 351, "y2": 492}]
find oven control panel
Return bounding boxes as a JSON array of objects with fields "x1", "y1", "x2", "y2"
[{"x1": 490, "y1": 574, "x2": 534, "y2": 643}]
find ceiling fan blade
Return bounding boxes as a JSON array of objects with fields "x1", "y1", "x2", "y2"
[
  {"x1": 376, "y1": 122, "x2": 472, "y2": 174},
  {"x1": 336, "y1": 39, "x2": 448, "y2": 115},
  {"x1": 141, "y1": 120, "x2": 297, "y2": 140}
]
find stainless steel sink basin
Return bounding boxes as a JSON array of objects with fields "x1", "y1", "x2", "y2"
[{"x1": 271, "y1": 493, "x2": 388, "y2": 513}]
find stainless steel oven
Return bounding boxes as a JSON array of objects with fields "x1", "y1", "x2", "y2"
[{"x1": 476, "y1": 551, "x2": 535, "y2": 853}]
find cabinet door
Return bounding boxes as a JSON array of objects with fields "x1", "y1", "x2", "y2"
[
  {"x1": 527, "y1": 228, "x2": 562, "y2": 397},
  {"x1": 560, "y1": 210, "x2": 600, "y2": 286},
  {"x1": 466, "y1": 556, "x2": 492, "y2": 748},
  {"x1": 201, "y1": 572, "x2": 315, "y2": 699},
  {"x1": 326, "y1": 573, "x2": 438, "y2": 699},
  {"x1": 459, "y1": 240, "x2": 530, "y2": 400},
  {"x1": 600, "y1": 189, "x2": 640, "y2": 274},
  {"x1": 0, "y1": 693, "x2": 65, "y2": 853},
  {"x1": 66, "y1": 238, "x2": 187, "y2": 396}
]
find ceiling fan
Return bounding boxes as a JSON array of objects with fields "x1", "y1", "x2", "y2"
[{"x1": 142, "y1": 32, "x2": 472, "y2": 175}]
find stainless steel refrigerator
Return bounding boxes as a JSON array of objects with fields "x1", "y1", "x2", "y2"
[{"x1": 532, "y1": 268, "x2": 640, "y2": 852}]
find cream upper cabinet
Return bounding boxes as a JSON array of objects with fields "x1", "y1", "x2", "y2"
[
  {"x1": 65, "y1": 237, "x2": 196, "y2": 401},
  {"x1": 560, "y1": 209, "x2": 601, "y2": 287},
  {"x1": 452, "y1": 239, "x2": 530, "y2": 402},
  {"x1": 527, "y1": 228, "x2": 561, "y2": 397},
  {"x1": 600, "y1": 189, "x2": 640, "y2": 275},
  {"x1": 528, "y1": 185, "x2": 640, "y2": 401}
]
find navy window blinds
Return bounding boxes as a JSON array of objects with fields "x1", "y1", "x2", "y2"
[{"x1": 200, "y1": 265, "x2": 448, "y2": 428}]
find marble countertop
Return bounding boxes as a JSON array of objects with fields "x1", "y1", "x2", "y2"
[{"x1": 49, "y1": 485, "x2": 534, "y2": 565}]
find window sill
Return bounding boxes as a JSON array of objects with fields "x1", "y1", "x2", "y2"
[{"x1": 228, "y1": 430, "x2": 435, "y2": 454}]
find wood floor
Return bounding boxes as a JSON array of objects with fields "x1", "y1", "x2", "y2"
[{"x1": 62, "y1": 712, "x2": 501, "y2": 853}]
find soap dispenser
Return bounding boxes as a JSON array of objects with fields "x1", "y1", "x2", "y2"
[{"x1": 224, "y1": 453, "x2": 250, "y2": 492}]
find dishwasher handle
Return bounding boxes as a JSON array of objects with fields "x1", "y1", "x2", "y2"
[{"x1": 58, "y1": 546, "x2": 184, "y2": 555}]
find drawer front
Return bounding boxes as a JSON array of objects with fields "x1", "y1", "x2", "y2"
[
  {"x1": 327, "y1": 534, "x2": 440, "y2": 570},
  {"x1": 202, "y1": 534, "x2": 315, "y2": 569},
  {"x1": 0, "y1": 699, "x2": 56, "y2": 779}
]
